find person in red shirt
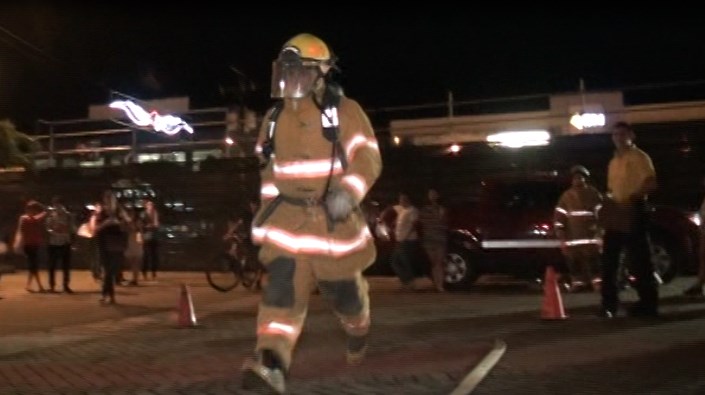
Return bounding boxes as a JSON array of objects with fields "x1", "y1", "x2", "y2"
[{"x1": 17, "y1": 200, "x2": 47, "y2": 292}]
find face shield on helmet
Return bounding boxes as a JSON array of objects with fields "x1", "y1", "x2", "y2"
[
  {"x1": 270, "y1": 33, "x2": 334, "y2": 99},
  {"x1": 270, "y1": 50, "x2": 324, "y2": 99}
]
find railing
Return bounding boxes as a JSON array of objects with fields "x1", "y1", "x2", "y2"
[{"x1": 31, "y1": 106, "x2": 258, "y2": 169}]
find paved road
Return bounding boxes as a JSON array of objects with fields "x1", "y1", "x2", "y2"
[{"x1": 1, "y1": 270, "x2": 705, "y2": 394}]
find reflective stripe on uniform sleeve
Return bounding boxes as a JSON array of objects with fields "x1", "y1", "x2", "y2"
[
  {"x1": 341, "y1": 174, "x2": 367, "y2": 200},
  {"x1": 344, "y1": 134, "x2": 379, "y2": 162}
]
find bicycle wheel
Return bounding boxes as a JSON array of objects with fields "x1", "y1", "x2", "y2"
[
  {"x1": 240, "y1": 258, "x2": 264, "y2": 290},
  {"x1": 205, "y1": 253, "x2": 240, "y2": 292}
]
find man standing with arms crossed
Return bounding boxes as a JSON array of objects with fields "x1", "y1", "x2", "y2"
[{"x1": 600, "y1": 121, "x2": 659, "y2": 318}]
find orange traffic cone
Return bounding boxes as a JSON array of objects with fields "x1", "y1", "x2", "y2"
[
  {"x1": 541, "y1": 266, "x2": 568, "y2": 320},
  {"x1": 176, "y1": 283, "x2": 199, "y2": 328}
]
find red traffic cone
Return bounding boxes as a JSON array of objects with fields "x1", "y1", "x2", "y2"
[
  {"x1": 541, "y1": 266, "x2": 568, "y2": 320},
  {"x1": 176, "y1": 283, "x2": 199, "y2": 328}
]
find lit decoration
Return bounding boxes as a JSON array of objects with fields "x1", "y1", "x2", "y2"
[
  {"x1": 486, "y1": 130, "x2": 550, "y2": 148},
  {"x1": 448, "y1": 144, "x2": 461, "y2": 154},
  {"x1": 109, "y1": 99, "x2": 193, "y2": 135},
  {"x1": 569, "y1": 112, "x2": 606, "y2": 130}
]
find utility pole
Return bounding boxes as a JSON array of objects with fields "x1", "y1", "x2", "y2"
[
  {"x1": 447, "y1": 90, "x2": 454, "y2": 136},
  {"x1": 579, "y1": 78, "x2": 587, "y2": 113}
]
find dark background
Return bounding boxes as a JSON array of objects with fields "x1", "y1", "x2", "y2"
[{"x1": 1, "y1": 5, "x2": 705, "y2": 132}]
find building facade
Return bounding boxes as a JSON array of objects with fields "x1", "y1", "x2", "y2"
[{"x1": 389, "y1": 91, "x2": 705, "y2": 147}]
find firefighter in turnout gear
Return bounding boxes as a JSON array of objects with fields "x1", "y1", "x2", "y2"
[
  {"x1": 553, "y1": 165, "x2": 604, "y2": 292},
  {"x1": 241, "y1": 33, "x2": 382, "y2": 394}
]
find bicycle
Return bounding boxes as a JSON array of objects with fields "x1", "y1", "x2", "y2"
[{"x1": 205, "y1": 235, "x2": 264, "y2": 293}]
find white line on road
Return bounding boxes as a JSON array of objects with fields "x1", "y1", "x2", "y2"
[{"x1": 449, "y1": 339, "x2": 507, "y2": 395}]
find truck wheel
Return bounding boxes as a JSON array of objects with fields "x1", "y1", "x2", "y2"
[
  {"x1": 617, "y1": 234, "x2": 677, "y2": 286},
  {"x1": 443, "y1": 247, "x2": 479, "y2": 291},
  {"x1": 649, "y1": 234, "x2": 678, "y2": 283}
]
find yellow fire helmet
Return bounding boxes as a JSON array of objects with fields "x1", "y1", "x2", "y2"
[
  {"x1": 271, "y1": 33, "x2": 336, "y2": 99},
  {"x1": 282, "y1": 33, "x2": 332, "y2": 62}
]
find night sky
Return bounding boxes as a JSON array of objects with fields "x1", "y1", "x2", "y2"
[{"x1": 1, "y1": 5, "x2": 705, "y2": 132}]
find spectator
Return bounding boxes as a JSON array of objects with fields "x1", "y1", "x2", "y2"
[
  {"x1": 124, "y1": 208, "x2": 143, "y2": 286},
  {"x1": 553, "y1": 165, "x2": 603, "y2": 292},
  {"x1": 86, "y1": 201, "x2": 104, "y2": 281},
  {"x1": 140, "y1": 199, "x2": 160, "y2": 281},
  {"x1": 45, "y1": 196, "x2": 76, "y2": 293},
  {"x1": 94, "y1": 191, "x2": 128, "y2": 304},
  {"x1": 418, "y1": 188, "x2": 448, "y2": 293},
  {"x1": 390, "y1": 192, "x2": 421, "y2": 291},
  {"x1": 599, "y1": 121, "x2": 659, "y2": 318},
  {"x1": 16, "y1": 200, "x2": 47, "y2": 293}
]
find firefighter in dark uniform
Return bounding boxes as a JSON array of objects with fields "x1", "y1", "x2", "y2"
[{"x1": 240, "y1": 33, "x2": 382, "y2": 394}]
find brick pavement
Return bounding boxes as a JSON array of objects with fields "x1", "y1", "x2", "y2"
[
  {"x1": 4, "y1": 270, "x2": 703, "y2": 394},
  {"x1": 0, "y1": 270, "x2": 499, "y2": 394}
]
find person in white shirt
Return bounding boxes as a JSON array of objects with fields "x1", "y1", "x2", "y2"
[{"x1": 389, "y1": 192, "x2": 421, "y2": 291}]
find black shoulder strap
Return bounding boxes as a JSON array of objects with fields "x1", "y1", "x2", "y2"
[
  {"x1": 260, "y1": 100, "x2": 284, "y2": 162},
  {"x1": 320, "y1": 83, "x2": 348, "y2": 171}
]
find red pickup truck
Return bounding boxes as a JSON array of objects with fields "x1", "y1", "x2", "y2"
[{"x1": 366, "y1": 170, "x2": 701, "y2": 291}]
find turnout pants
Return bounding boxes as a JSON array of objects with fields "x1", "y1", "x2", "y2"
[{"x1": 254, "y1": 254, "x2": 370, "y2": 370}]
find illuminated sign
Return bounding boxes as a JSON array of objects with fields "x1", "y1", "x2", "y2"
[
  {"x1": 109, "y1": 99, "x2": 194, "y2": 135},
  {"x1": 570, "y1": 112, "x2": 606, "y2": 130},
  {"x1": 486, "y1": 130, "x2": 550, "y2": 148}
]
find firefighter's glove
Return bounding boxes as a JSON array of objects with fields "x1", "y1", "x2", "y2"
[{"x1": 325, "y1": 188, "x2": 355, "y2": 221}]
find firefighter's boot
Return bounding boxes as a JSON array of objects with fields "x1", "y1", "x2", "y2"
[
  {"x1": 241, "y1": 349, "x2": 287, "y2": 394},
  {"x1": 346, "y1": 334, "x2": 368, "y2": 366}
]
